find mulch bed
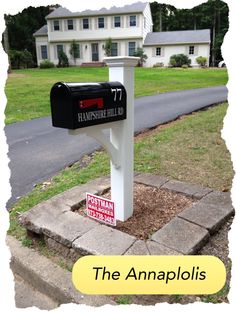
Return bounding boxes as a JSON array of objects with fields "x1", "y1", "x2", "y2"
[{"x1": 73, "y1": 183, "x2": 194, "y2": 240}]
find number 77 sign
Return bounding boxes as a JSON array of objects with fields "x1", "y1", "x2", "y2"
[{"x1": 86, "y1": 193, "x2": 116, "y2": 226}]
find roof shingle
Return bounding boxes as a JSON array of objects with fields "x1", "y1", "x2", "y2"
[
  {"x1": 33, "y1": 25, "x2": 48, "y2": 37},
  {"x1": 144, "y1": 29, "x2": 211, "y2": 46},
  {"x1": 45, "y1": 2, "x2": 148, "y2": 19}
]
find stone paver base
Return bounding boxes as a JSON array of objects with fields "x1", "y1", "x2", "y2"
[{"x1": 19, "y1": 173, "x2": 234, "y2": 257}]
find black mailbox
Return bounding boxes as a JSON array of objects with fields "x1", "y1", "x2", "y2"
[{"x1": 50, "y1": 81, "x2": 127, "y2": 129}]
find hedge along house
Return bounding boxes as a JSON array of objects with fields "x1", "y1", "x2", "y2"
[{"x1": 34, "y1": 2, "x2": 211, "y2": 68}]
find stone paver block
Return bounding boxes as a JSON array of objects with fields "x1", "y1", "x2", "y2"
[
  {"x1": 48, "y1": 176, "x2": 111, "y2": 210},
  {"x1": 146, "y1": 240, "x2": 182, "y2": 255},
  {"x1": 151, "y1": 217, "x2": 209, "y2": 255},
  {"x1": 19, "y1": 201, "x2": 69, "y2": 234},
  {"x1": 162, "y1": 180, "x2": 212, "y2": 198},
  {"x1": 178, "y1": 197, "x2": 234, "y2": 234},
  {"x1": 43, "y1": 211, "x2": 98, "y2": 247},
  {"x1": 72, "y1": 225, "x2": 136, "y2": 255},
  {"x1": 134, "y1": 173, "x2": 169, "y2": 188},
  {"x1": 125, "y1": 240, "x2": 150, "y2": 255},
  {"x1": 201, "y1": 191, "x2": 233, "y2": 208}
]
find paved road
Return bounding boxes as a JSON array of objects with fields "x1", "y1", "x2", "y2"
[{"x1": 5, "y1": 86, "x2": 227, "y2": 207}]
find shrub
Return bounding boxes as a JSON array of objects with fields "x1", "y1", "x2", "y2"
[
  {"x1": 182, "y1": 64, "x2": 189, "y2": 69},
  {"x1": 196, "y1": 56, "x2": 207, "y2": 67},
  {"x1": 169, "y1": 54, "x2": 191, "y2": 67},
  {"x1": 153, "y1": 62, "x2": 164, "y2": 68},
  {"x1": 58, "y1": 51, "x2": 69, "y2": 67},
  {"x1": 9, "y1": 49, "x2": 34, "y2": 69},
  {"x1": 39, "y1": 59, "x2": 55, "y2": 69},
  {"x1": 133, "y1": 47, "x2": 148, "y2": 67}
]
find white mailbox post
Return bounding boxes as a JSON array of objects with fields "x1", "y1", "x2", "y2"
[
  {"x1": 67, "y1": 56, "x2": 139, "y2": 221},
  {"x1": 104, "y1": 57, "x2": 139, "y2": 221}
]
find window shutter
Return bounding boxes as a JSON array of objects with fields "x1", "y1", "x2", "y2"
[
  {"x1": 120, "y1": 16, "x2": 124, "y2": 28},
  {"x1": 194, "y1": 45, "x2": 198, "y2": 56},
  {"x1": 59, "y1": 20, "x2": 63, "y2": 31},
  {"x1": 64, "y1": 20, "x2": 67, "y2": 31},
  {"x1": 78, "y1": 19, "x2": 82, "y2": 30},
  {"x1": 126, "y1": 16, "x2": 129, "y2": 27},
  {"x1": 74, "y1": 19, "x2": 77, "y2": 31},
  {"x1": 152, "y1": 47, "x2": 156, "y2": 57},
  {"x1": 136, "y1": 15, "x2": 139, "y2": 27},
  {"x1": 79, "y1": 44, "x2": 82, "y2": 59},
  {"x1": 94, "y1": 18, "x2": 98, "y2": 30},
  {"x1": 104, "y1": 17, "x2": 107, "y2": 29},
  {"x1": 37, "y1": 46, "x2": 41, "y2": 60},
  {"x1": 161, "y1": 47, "x2": 165, "y2": 57},
  {"x1": 117, "y1": 42, "x2": 121, "y2": 56},
  {"x1": 125, "y1": 42, "x2": 128, "y2": 55},
  {"x1": 54, "y1": 46, "x2": 57, "y2": 59},
  {"x1": 111, "y1": 17, "x2": 114, "y2": 29}
]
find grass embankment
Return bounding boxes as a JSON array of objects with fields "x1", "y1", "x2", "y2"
[
  {"x1": 5, "y1": 67, "x2": 227, "y2": 124},
  {"x1": 9, "y1": 102, "x2": 233, "y2": 240}
]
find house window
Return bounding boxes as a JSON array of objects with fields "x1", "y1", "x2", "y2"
[
  {"x1": 41, "y1": 45, "x2": 48, "y2": 59},
  {"x1": 114, "y1": 16, "x2": 121, "y2": 27},
  {"x1": 83, "y1": 18, "x2": 89, "y2": 29},
  {"x1": 53, "y1": 20, "x2": 60, "y2": 31},
  {"x1": 98, "y1": 17, "x2": 104, "y2": 28},
  {"x1": 189, "y1": 45, "x2": 195, "y2": 55},
  {"x1": 67, "y1": 20, "x2": 74, "y2": 30},
  {"x1": 128, "y1": 42, "x2": 136, "y2": 56},
  {"x1": 111, "y1": 43, "x2": 118, "y2": 56},
  {"x1": 156, "y1": 47, "x2": 161, "y2": 56},
  {"x1": 129, "y1": 15, "x2": 136, "y2": 27},
  {"x1": 56, "y1": 45, "x2": 63, "y2": 58}
]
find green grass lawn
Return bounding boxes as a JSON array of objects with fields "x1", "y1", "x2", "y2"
[
  {"x1": 9, "y1": 102, "x2": 233, "y2": 240},
  {"x1": 5, "y1": 67, "x2": 228, "y2": 124}
]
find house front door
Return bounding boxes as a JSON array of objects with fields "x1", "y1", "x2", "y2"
[{"x1": 91, "y1": 43, "x2": 99, "y2": 61}]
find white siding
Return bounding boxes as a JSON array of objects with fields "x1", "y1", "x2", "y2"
[
  {"x1": 144, "y1": 43, "x2": 210, "y2": 67},
  {"x1": 47, "y1": 13, "x2": 143, "y2": 43}
]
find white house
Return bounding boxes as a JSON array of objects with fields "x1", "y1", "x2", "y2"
[{"x1": 34, "y1": 2, "x2": 211, "y2": 67}]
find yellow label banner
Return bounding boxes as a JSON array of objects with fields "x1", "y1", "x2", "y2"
[{"x1": 72, "y1": 255, "x2": 226, "y2": 295}]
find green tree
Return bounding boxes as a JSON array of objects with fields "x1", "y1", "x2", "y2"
[
  {"x1": 69, "y1": 40, "x2": 80, "y2": 65},
  {"x1": 150, "y1": 0, "x2": 228, "y2": 66},
  {"x1": 133, "y1": 47, "x2": 148, "y2": 67},
  {"x1": 104, "y1": 38, "x2": 112, "y2": 57},
  {"x1": 58, "y1": 51, "x2": 69, "y2": 67},
  {"x1": 4, "y1": 5, "x2": 60, "y2": 65}
]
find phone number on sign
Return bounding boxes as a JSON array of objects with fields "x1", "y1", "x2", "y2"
[{"x1": 87, "y1": 209, "x2": 116, "y2": 226}]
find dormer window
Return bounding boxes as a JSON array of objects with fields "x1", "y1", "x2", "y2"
[
  {"x1": 129, "y1": 15, "x2": 136, "y2": 27},
  {"x1": 98, "y1": 17, "x2": 105, "y2": 28},
  {"x1": 67, "y1": 19, "x2": 74, "y2": 30},
  {"x1": 53, "y1": 20, "x2": 60, "y2": 31}
]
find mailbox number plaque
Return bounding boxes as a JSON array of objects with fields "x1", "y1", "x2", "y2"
[{"x1": 50, "y1": 81, "x2": 127, "y2": 130}]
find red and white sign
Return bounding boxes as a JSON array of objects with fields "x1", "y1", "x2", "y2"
[{"x1": 86, "y1": 193, "x2": 116, "y2": 226}]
